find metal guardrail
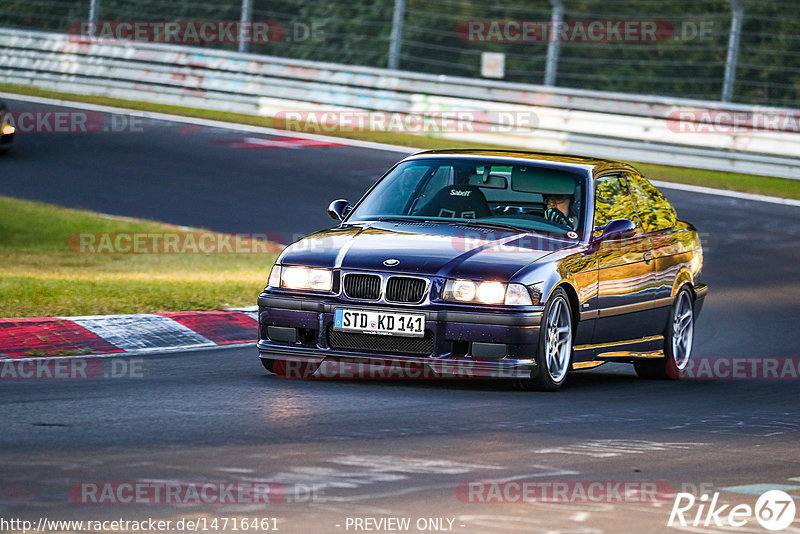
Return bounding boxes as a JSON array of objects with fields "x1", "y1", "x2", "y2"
[{"x1": 1, "y1": 27, "x2": 799, "y2": 179}]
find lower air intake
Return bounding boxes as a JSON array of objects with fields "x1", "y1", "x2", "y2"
[{"x1": 327, "y1": 326, "x2": 434, "y2": 356}]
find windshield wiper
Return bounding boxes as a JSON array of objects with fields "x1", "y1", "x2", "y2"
[
  {"x1": 377, "y1": 217, "x2": 416, "y2": 222},
  {"x1": 375, "y1": 217, "x2": 530, "y2": 234},
  {"x1": 377, "y1": 217, "x2": 442, "y2": 224},
  {"x1": 460, "y1": 220, "x2": 530, "y2": 233}
]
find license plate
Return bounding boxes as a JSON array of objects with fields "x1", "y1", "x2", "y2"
[{"x1": 333, "y1": 308, "x2": 425, "y2": 337}]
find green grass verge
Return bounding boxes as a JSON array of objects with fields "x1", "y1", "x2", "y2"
[
  {"x1": 3, "y1": 83, "x2": 800, "y2": 200},
  {"x1": 0, "y1": 196, "x2": 277, "y2": 317}
]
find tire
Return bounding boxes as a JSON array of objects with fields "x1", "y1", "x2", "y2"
[
  {"x1": 634, "y1": 287, "x2": 695, "y2": 380},
  {"x1": 517, "y1": 287, "x2": 573, "y2": 391}
]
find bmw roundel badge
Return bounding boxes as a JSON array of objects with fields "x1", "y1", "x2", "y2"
[{"x1": 383, "y1": 258, "x2": 400, "y2": 267}]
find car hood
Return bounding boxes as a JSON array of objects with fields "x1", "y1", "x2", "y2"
[{"x1": 278, "y1": 221, "x2": 577, "y2": 281}]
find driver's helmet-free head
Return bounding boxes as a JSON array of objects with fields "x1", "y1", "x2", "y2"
[
  {"x1": 543, "y1": 193, "x2": 577, "y2": 229},
  {"x1": 543, "y1": 194, "x2": 572, "y2": 209},
  {"x1": 544, "y1": 194, "x2": 576, "y2": 220}
]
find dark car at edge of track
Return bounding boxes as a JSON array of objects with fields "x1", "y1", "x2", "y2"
[
  {"x1": 257, "y1": 149, "x2": 708, "y2": 391},
  {"x1": 0, "y1": 100, "x2": 15, "y2": 153}
]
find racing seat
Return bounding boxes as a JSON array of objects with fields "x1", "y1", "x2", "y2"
[{"x1": 415, "y1": 184, "x2": 492, "y2": 219}]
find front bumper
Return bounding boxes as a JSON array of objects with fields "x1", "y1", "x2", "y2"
[{"x1": 257, "y1": 293, "x2": 542, "y2": 380}]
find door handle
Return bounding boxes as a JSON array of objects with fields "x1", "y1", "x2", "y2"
[{"x1": 643, "y1": 252, "x2": 654, "y2": 264}]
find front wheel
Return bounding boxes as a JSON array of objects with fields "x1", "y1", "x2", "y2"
[
  {"x1": 518, "y1": 288, "x2": 573, "y2": 391},
  {"x1": 634, "y1": 287, "x2": 695, "y2": 380}
]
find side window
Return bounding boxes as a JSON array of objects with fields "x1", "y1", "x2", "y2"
[
  {"x1": 628, "y1": 175, "x2": 677, "y2": 233},
  {"x1": 594, "y1": 175, "x2": 639, "y2": 229}
]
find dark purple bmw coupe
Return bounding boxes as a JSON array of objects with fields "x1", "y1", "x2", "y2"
[{"x1": 257, "y1": 150, "x2": 707, "y2": 391}]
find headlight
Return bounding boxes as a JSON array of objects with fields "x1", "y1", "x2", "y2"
[
  {"x1": 267, "y1": 265, "x2": 281, "y2": 288},
  {"x1": 476, "y1": 281, "x2": 505, "y2": 304},
  {"x1": 279, "y1": 266, "x2": 333, "y2": 292},
  {"x1": 443, "y1": 280, "x2": 533, "y2": 306},
  {"x1": 450, "y1": 279, "x2": 476, "y2": 301},
  {"x1": 1, "y1": 124, "x2": 14, "y2": 135},
  {"x1": 505, "y1": 283, "x2": 535, "y2": 305}
]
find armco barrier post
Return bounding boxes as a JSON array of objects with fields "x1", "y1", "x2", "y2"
[
  {"x1": 388, "y1": 0, "x2": 406, "y2": 70},
  {"x1": 544, "y1": 0, "x2": 564, "y2": 86},
  {"x1": 87, "y1": 0, "x2": 100, "y2": 38},
  {"x1": 721, "y1": 0, "x2": 743, "y2": 103},
  {"x1": 239, "y1": 0, "x2": 253, "y2": 54}
]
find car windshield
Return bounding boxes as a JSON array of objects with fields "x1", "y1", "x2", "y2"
[{"x1": 347, "y1": 158, "x2": 587, "y2": 236}]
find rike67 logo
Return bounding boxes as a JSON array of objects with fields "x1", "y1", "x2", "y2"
[{"x1": 668, "y1": 490, "x2": 796, "y2": 531}]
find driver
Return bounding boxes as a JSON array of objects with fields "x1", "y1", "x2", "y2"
[{"x1": 543, "y1": 194, "x2": 577, "y2": 229}]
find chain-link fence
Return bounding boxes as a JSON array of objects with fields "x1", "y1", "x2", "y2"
[{"x1": 1, "y1": 0, "x2": 798, "y2": 107}]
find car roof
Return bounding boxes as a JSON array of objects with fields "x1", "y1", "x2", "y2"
[{"x1": 403, "y1": 149, "x2": 638, "y2": 176}]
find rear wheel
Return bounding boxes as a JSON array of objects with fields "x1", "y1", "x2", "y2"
[
  {"x1": 634, "y1": 287, "x2": 695, "y2": 379},
  {"x1": 518, "y1": 288, "x2": 573, "y2": 392}
]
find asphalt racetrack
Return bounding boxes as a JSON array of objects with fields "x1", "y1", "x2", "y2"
[{"x1": 2, "y1": 98, "x2": 800, "y2": 533}]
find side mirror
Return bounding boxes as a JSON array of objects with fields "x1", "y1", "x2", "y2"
[
  {"x1": 327, "y1": 199, "x2": 351, "y2": 222},
  {"x1": 596, "y1": 218, "x2": 636, "y2": 242}
]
